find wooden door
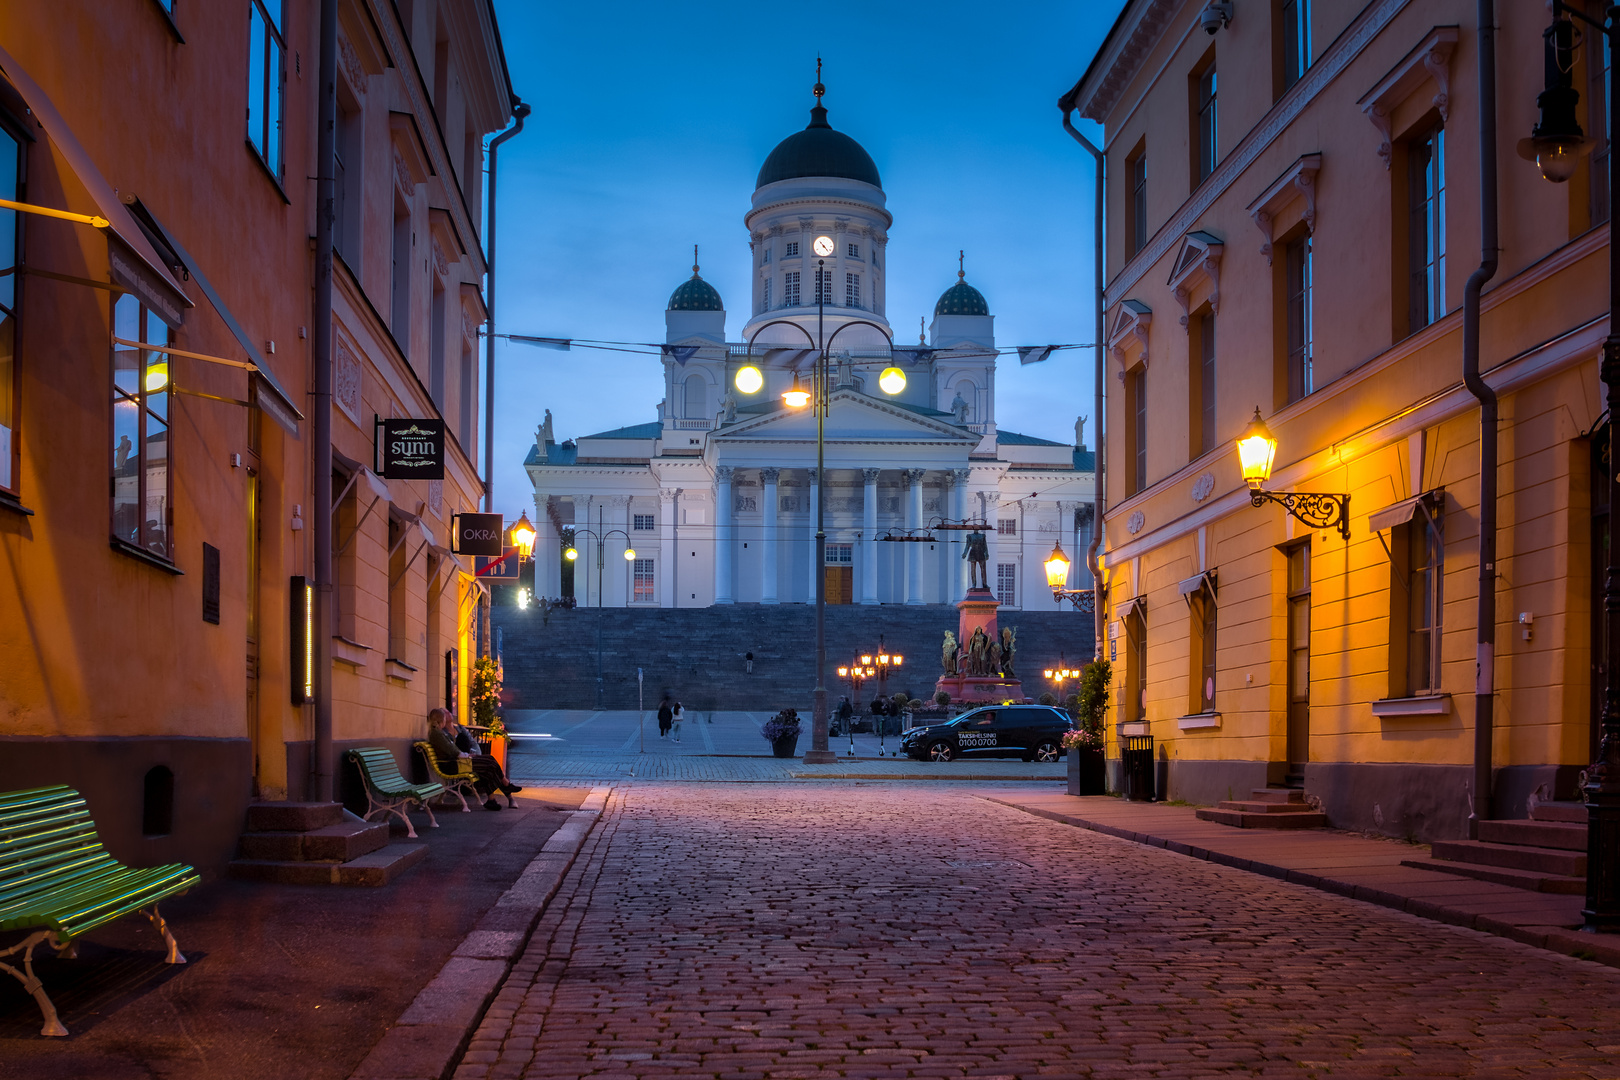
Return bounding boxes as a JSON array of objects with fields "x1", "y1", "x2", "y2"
[
  {"x1": 825, "y1": 566, "x2": 853, "y2": 605},
  {"x1": 1285, "y1": 543, "x2": 1311, "y2": 773}
]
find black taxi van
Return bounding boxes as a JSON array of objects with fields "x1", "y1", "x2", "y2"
[{"x1": 901, "y1": 705, "x2": 1070, "y2": 763}]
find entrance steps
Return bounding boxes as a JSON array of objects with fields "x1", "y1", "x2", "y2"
[
  {"x1": 228, "y1": 801, "x2": 427, "y2": 887},
  {"x1": 1195, "y1": 788, "x2": 1326, "y2": 829},
  {"x1": 1401, "y1": 800, "x2": 1588, "y2": 894}
]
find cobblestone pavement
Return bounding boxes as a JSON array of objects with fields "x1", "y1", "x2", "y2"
[{"x1": 453, "y1": 784, "x2": 1620, "y2": 1080}]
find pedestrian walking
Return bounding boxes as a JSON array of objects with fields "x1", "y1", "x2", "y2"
[
  {"x1": 671, "y1": 700, "x2": 685, "y2": 742},
  {"x1": 657, "y1": 696, "x2": 673, "y2": 738}
]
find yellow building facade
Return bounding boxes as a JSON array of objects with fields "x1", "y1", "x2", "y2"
[
  {"x1": 0, "y1": 1, "x2": 512, "y2": 867},
  {"x1": 1067, "y1": 0, "x2": 1609, "y2": 839}
]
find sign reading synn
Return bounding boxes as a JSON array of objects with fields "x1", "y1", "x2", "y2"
[{"x1": 376, "y1": 418, "x2": 445, "y2": 480}]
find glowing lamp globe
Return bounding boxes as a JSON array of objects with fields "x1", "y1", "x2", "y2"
[
  {"x1": 1043, "y1": 542, "x2": 1071, "y2": 590},
  {"x1": 878, "y1": 366, "x2": 906, "y2": 395},
  {"x1": 144, "y1": 361, "x2": 169, "y2": 393},
  {"x1": 510, "y1": 512, "x2": 537, "y2": 561},
  {"x1": 564, "y1": 547, "x2": 578, "y2": 561},
  {"x1": 838, "y1": 666, "x2": 849, "y2": 678},
  {"x1": 734, "y1": 365, "x2": 764, "y2": 394},
  {"x1": 1236, "y1": 407, "x2": 1278, "y2": 488},
  {"x1": 623, "y1": 547, "x2": 636, "y2": 561}
]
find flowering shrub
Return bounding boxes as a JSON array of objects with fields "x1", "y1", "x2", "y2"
[
  {"x1": 1067, "y1": 659, "x2": 1112, "y2": 751},
  {"x1": 1062, "y1": 727, "x2": 1102, "y2": 750},
  {"x1": 761, "y1": 708, "x2": 802, "y2": 742},
  {"x1": 471, "y1": 655, "x2": 503, "y2": 727}
]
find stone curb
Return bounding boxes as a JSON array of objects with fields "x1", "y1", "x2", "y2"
[
  {"x1": 348, "y1": 785, "x2": 611, "y2": 1080},
  {"x1": 980, "y1": 795, "x2": 1620, "y2": 973}
]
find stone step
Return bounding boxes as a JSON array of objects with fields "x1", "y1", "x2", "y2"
[
  {"x1": 1216, "y1": 799, "x2": 1318, "y2": 813},
  {"x1": 1400, "y1": 856, "x2": 1587, "y2": 894},
  {"x1": 1195, "y1": 807, "x2": 1326, "y2": 829},
  {"x1": 244, "y1": 801, "x2": 346, "y2": 832},
  {"x1": 1246, "y1": 788, "x2": 1306, "y2": 804},
  {"x1": 227, "y1": 842, "x2": 427, "y2": 887},
  {"x1": 1430, "y1": 839, "x2": 1587, "y2": 877},
  {"x1": 1531, "y1": 800, "x2": 1588, "y2": 824},
  {"x1": 238, "y1": 819, "x2": 391, "y2": 862},
  {"x1": 1477, "y1": 818, "x2": 1588, "y2": 851}
]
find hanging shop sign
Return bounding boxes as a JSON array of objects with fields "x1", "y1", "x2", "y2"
[
  {"x1": 475, "y1": 547, "x2": 522, "y2": 581},
  {"x1": 376, "y1": 417, "x2": 445, "y2": 480},
  {"x1": 453, "y1": 512, "x2": 504, "y2": 556}
]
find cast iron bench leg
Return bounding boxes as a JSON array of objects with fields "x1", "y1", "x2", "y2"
[
  {"x1": 143, "y1": 904, "x2": 186, "y2": 965},
  {"x1": 0, "y1": 930, "x2": 69, "y2": 1037}
]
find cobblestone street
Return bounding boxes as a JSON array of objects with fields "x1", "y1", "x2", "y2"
[{"x1": 453, "y1": 784, "x2": 1620, "y2": 1080}]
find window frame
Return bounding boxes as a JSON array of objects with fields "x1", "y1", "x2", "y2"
[
  {"x1": 1126, "y1": 142, "x2": 1148, "y2": 258},
  {"x1": 783, "y1": 271, "x2": 800, "y2": 307},
  {"x1": 1404, "y1": 123, "x2": 1447, "y2": 335},
  {"x1": 1192, "y1": 53, "x2": 1218, "y2": 188},
  {"x1": 633, "y1": 513, "x2": 656, "y2": 531},
  {"x1": 1386, "y1": 504, "x2": 1444, "y2": 698},
  {"x1": 110, "y1": 293, "x2": 177, "y2": 565},
  {"x1": 845, "y1": 271, "x2": 861, "y2": 309},
  {"x1": 1193, "y1": 308, "x2": 1216, "y2": 457},
  {"x1": 0, "y1": 116, "x2": 22, "y2": 500},
  {"x1": 1187, "y1": 579, "x2": 1218, "y2": 715},
  {"x1": 1127, "y1": 365, "x2": 1147, "y2": 496},
  {"x1": 1589, "y1": 3, "x2": 1611, "y2": 227},
  {"x1": 1278, "y1": 0, "x2": 1312, "y2": 95},
  {"x1": 1284, "y1": 232, "x2": 1314, "y2": 403},
  {"x1": 246, "y1": 0, "x2": 287, "y2": 182},
  {"x1": 996, "y1": 561, "x2": 1017, "y2": 607},
  {"x1": 784, "y1": 241, "x2": 799, "y2": 258},
  {"x1": 633, "y1": 557, "x2": 655, "y2": 602}
]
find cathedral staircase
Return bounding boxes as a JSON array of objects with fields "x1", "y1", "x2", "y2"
[
  {"x1": 1195, "y1": 788, "x2": 1327, "y2": 829},
  {"x1": 1399, "y1": 801, "x2": 1588, "y2": 894},
  {"x1": 228, "y1": 802, "x2": 427, "y2": 887}
]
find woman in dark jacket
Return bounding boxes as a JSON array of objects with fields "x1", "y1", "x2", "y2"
[{"x1": 428, "y1": 708, "x2": 520, "y2": 810}]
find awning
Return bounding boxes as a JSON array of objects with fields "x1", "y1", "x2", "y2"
[
  {"x1": 1369, "y1": 490, "x2": 1444, "y2": 533},
  {"x1": 0, "y1": 43, "x2": 191, "y2": 322},
  {"x1": 1178, "y1": 569, "x2": 1218, "y2": 604},
  {"x1": 129, "y1": 198, "x2": 303, "y2": 436},
  {"x1": 1118, "y1": 594, "x2": 1148, "y2": 623}
]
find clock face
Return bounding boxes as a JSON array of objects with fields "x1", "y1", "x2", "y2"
[{"x1": 813, "y1": 235, "x2": 835, "y2": 257}]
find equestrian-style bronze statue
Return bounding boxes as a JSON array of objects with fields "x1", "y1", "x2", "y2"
[{"x1": 963, "y1": 530, "x2": 989, "y2": 590}]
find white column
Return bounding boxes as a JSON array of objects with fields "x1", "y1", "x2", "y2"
[
  {"x1": 861, "y1": 467, "x2": 880, "y2": 605},
  {"x1": 983, "y1": 490, "x2": 1001, "y2": 598},
  {"x1": 715, "y1": 466, "x2": 735, "y2": 604},
  {"x1": 619, "y1": 495, "x2": 635, "y2": 607},
  {"x1": 659, "y1": 489, "x2": 677, "y2": 608},
  {"x1": 806, "y1": 468, "x2": 819, "y2": 603},
  {"x1": 535, "y1": 497, "x2": 559, "y2": 600},
  {"x1": 952, "y1": 469, "x2": 970, "y2": 596},
  {"x1": 904, "y1": 469, "x2": 925, "y2": 605},
  {"x1": 573, "y1": 494, "x2": 594, "y2": 605},
  {"x1": 761, "y1": 467, "x2": 780, "y2": 604}
]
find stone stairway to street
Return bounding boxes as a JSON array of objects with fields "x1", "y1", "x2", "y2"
[
  {"x1": 1195, "y1": 787, "x2": 1327, "y2": 829},
  {"x1": 228, "y1": 801, "x2": 427, "y2": 886},
  {"x1": 494, "y1": 604, "x2": 1096, "y2": 711},
  {"x1": 1401, "y1": 799, "x2": 1589, "y2": 894}
]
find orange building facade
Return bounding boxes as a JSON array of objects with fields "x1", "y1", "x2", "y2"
[
  {"x1": 1068, "y1": 0, "x2": 1610, "y2": 839},
  {"x1": 0, "y1": 0, "x2": 513, "y2": 867}
]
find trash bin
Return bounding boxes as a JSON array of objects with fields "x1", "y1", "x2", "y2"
[{"x1": 1124, "y1": 735, "x2": 1155, "y2": 802}]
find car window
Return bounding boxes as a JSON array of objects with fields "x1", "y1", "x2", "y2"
[{"x1": 970, "y1": 715, "x2": 995, "y2": 728}]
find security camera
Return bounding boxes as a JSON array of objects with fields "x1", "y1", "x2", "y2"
[{"x1": 1201, "y1": 0, "x2": 1232, "y2": 34}]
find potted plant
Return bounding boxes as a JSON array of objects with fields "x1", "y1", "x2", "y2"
[
  {"x1": 761, "y1": 708, "x2": 802, "y2": 758},
  {"x1": 1064, "y1": 660, "x2": 1110, "y2": 796},
  {"x1": 470, "y1": 655, "x2": 509, "y2": 772}
]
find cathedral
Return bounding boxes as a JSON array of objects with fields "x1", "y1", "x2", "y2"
[{"x1": 525, "y1": 82, "x2": 1095, "y2": 610}]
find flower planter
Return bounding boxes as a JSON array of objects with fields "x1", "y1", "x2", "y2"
[
  {"x1": 771, "y1": 734, "x2": 799, "y2": 759},
  {"x1": 1067, "y1": 746, "x2": 1106, "y2": 795}
]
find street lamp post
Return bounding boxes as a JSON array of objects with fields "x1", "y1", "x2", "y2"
[
  {"x1": 562, "y1": 506, "x2": 637, "y2": 710},
  {"x1": 1522, "y1": 2, "x2": 1620, "y2": 932}
]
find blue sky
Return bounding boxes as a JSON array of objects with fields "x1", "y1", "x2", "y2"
[{"x1": 484, "y1": 0, "x2": 1119, "y2": 521}]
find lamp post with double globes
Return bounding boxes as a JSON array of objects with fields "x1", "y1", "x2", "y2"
[
  {"x1": 743, "y1": 233, "x2": 908, "y2": 763},
  {"x1": 1520, "y1": 2, "x2": 1620, "y2": 933}
]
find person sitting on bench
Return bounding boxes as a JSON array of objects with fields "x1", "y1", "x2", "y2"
[{"x1": 427, "y1": 708, "x2": 520, "y2": 810}]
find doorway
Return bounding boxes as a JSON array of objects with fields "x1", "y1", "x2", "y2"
[
  {"x1": 1285, "y1": 542, "x2": 1311, "y2": 781},
  {"x1": 825, "y1": 543, "x2": 853, "y2": 605}
]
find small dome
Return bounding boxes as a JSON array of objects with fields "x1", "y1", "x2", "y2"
[
  {"x1": 757, "y1": 104, "x2": 882, "y2": 189},
  {"x1": 935, "y1": 274, "x2": 989, "y2": 317},
  {"x1": 669, "y1": 271, "x2": 723, "y2": 312}
]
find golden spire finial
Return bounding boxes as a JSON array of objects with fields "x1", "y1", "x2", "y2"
[
  {"x1": 693, "y1": 244, "x2": 700, "y2": 276},
  {"x1": 813, "y1": 56, "x2": 825, "y2": 103}
]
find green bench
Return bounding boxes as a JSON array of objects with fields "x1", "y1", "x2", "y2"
[
  {"x1": 413, "y1": 741, "x2": 479, "y2": 813},
  {"x1": 347, "y1": 748, "x2": 444, "y2": 838},
  {"x1": 0, "y1": 784, "x2": 199, "y2": 1037}
]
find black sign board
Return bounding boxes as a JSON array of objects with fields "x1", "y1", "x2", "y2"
[
  {"x1": 377, "y1": 418, "x2": 445, "y2": 480},
  {"x1": 454, "y1": 512, "x2": 505, "y2": 556}
]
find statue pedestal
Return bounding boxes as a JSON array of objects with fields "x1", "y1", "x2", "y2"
[{"x1": 935, "y1": 588, "x2": 1026, "y2": 705}]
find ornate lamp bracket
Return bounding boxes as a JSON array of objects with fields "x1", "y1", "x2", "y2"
[
  {"x1": 1051, "y1": 587, "x2": 1098, "y2": 614},
  {"x1": 1249, "y1": 488, "x2": 1351, "y2": 540}
]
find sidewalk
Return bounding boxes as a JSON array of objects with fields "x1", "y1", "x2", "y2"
[{"x1": 978, "y1": 789, "x2": 1620, "y2": 971}]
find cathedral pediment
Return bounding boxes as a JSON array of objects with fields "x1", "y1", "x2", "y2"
[{"x1": 713, "y1": 388, "x2": 977, "y2": 446}]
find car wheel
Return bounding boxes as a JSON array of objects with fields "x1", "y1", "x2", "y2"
[
  {"x1": 928, "y1": 741, "x2": 956, "y2": 762},
  {"x1": 1033, "y1": 741, "x2": 1061, "y2": 763}
]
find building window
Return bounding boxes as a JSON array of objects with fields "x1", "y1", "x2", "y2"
[
  {"x1": 1407, "y1": 124, "x2": 1446, "y2": 334},
  {"x1": 762, "y1": 248, "x2": 772, "y2": 264},
  {"x1": 1391, "y1": 511, "x2": 1444, "y2": 697},
  {"x1": 815, "y1": 267, "x2": 832, "y2": 305},
  {"x1": 0, "y1": 123, "x2": 19, "y2": 494},
  {"x1": 1127, "y1": 366, "x2": 1147, "y2": 496},
  {"x1": 459, "y1": 338, "x2": 476, "y2": 448},
  {"x1": 1285, "y1": 234, "x2": 1314, "y2": 402},
  {"x1": 430, "y1": 277, "x2": 447, "y2": 407},
  {"x1": 1188, "y1": 579, "x2": 1217, "y2": 714},
  {"x1": 1193, "y1": 61, "x2": 1218, "y2": 187},
  {"x1": 783, "y1": 271, "x2": 800, "y2": 307},
  {"x1": 847, "y1": 242, "x2": 860, "y2": 258},
  {"x1": 1195, "y1": 310, "x2": 1216, "y2": 456},
  {"x1": 997, "y1": 518, "x2": 1016, "y2": 536},
  {"x1": 391, "y1": 195, "x2": 412, "y2": 351},
  {"x1": 785, "y1": 241, "x2": 799, "y2": 257},
  {"x1": 247, "y1": 0, "x2": 286, "y2": 179},
  {"x1": 762, "y1": 278, "x2": 772, "y2": 312},
  {"x1": 845, "y1": 272, "x2": 861, "y2": 309},
  {"x1": 1590, "y1": 10, "x2": 1610, "y2": 226},
  {"x1": 1126, "y1": 604, "x2": 1147, "y2": 724},
  {"x1": 633, "y1": 558, "x2": 655, "y2": 602},
  {"x1": 111, "y1": 294, "x2": 174, "y2": 560},
  {"x1": 1279, "y1": 0, "x2": 1312, "y2": 93},
  {"x1": 996, "y1": 562, "x2": 1016, "y2": 606},
  {"x1": 633, "y1": 514, "x2": 655, "y2": 531},
  {"x1": 825, "y1": 543, "x2": 852, "y2": 564},
  {"x1": 334, "y1": 85, "x2": 363, "y2": 265},
  {"x1": 1127, "y1": 145, "x2": 1147, "y2": 257}
]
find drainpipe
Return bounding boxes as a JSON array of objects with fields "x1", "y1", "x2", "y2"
[
  {"x1": 483, "y1": 98, "x2": 530, "y2": 514},
  {"x1": 1464, "y1": 0, "x2": 1499, "y2": 838},
  {"x1": 1061, "y1": 108, "x2": 1107, "y2": 661},
  {"x1": 310, "y1": 0, "x2": 339, "y2": 803}
]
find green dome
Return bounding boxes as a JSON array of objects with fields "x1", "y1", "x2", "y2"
[
  {"x1": 756, "y1": 105, "x2": 882, "y2": 189},
  {"x1": 935, "y1": 276, "x2": 989, "y2": 317},
  {"x1": 668, "y1": 272, "x2": 723, "y2": 312}
]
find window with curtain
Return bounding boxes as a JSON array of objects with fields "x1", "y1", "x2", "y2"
[
  {"x1": 111, "y1": 294, "x2": 175, "y2": 560},
  {"x1": 247, "y1": 0, "x2": 286, "y2": 179}
]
